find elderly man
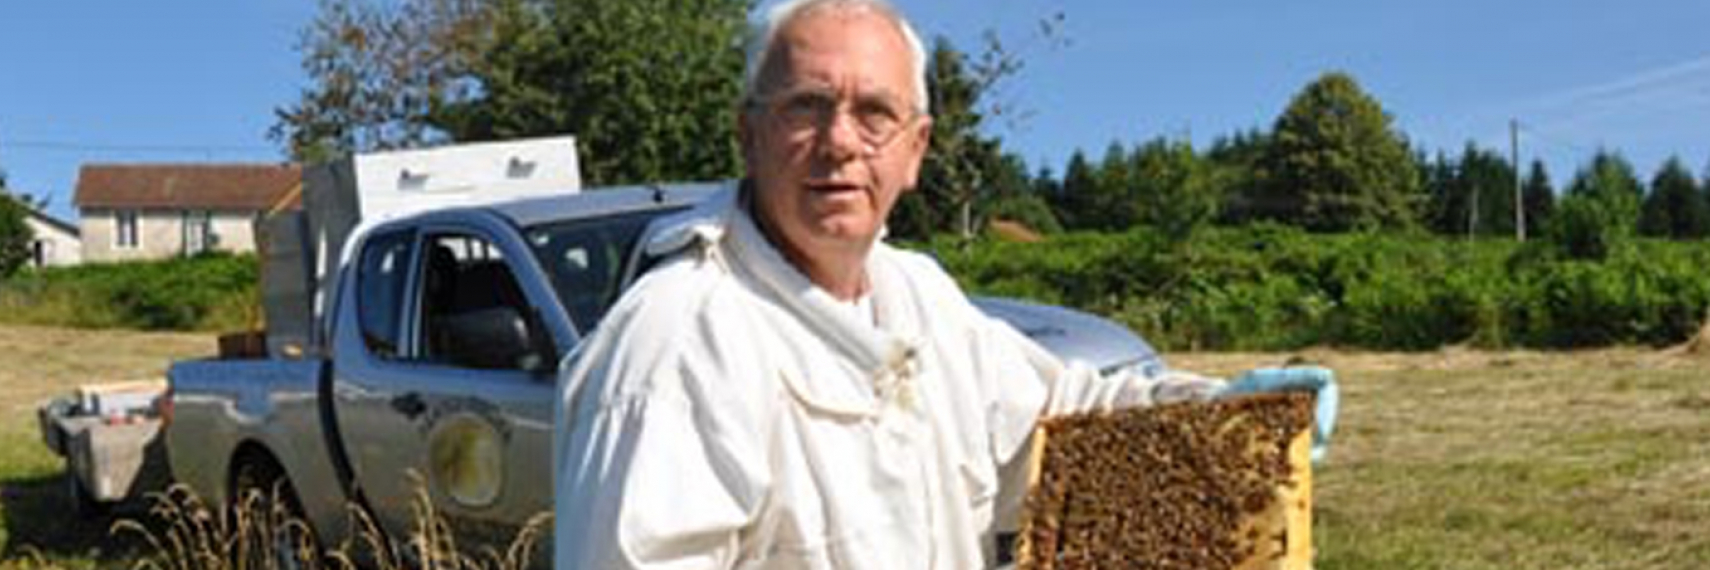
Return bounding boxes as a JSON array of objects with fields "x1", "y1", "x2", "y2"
[{"x1": 554, "y1": 0, "x2": 1334, "y2": 568}]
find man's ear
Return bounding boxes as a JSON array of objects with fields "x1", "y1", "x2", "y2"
[{"x1": 912, "y1": 115, "x2": 933, "y2": 152}]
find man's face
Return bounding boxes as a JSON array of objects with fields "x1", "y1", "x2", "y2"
[{"x1": 742, "y1": 8, "x2": 931, "y2": 261}]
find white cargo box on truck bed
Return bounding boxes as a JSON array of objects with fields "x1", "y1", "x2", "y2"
[{"x1": 262, "y1": 135, "x2": 583, "y2": 357}]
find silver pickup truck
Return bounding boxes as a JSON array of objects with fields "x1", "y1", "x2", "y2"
[{"x1": 165, "y1": 182, "x2": 1165, "y2": 558}]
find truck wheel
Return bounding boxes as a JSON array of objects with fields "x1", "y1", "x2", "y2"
[{"x1": 232, "y1": 456, "x2": 320, "y2": 570}]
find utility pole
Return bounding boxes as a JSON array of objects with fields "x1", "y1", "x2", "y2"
[{"x1": 1512, "y1": 119, "x2": 1525, "y2": 241}]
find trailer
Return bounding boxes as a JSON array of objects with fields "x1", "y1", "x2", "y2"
[{"x1": 37, "y1": 379, "x2": 171, "y2": 512}]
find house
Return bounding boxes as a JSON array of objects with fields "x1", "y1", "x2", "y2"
[
  {"x1": 73, "y1": 163, "x2": 301, "y2": 262},
  {"x1": 23, "y1": 204, "x2": 82, "y2": 268}
]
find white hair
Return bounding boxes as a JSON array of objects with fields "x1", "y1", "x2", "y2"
[{"x1": 743, "y1": 0, "x2": 930, "y2": 114}]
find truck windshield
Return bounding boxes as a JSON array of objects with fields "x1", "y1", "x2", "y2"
[{"x1": 524, "y1": 209, "x2": 676, "y2": 334}]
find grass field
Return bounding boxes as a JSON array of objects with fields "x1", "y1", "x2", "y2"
[
  {"x1": 0, "y1": 325, "x2": 211, "y2": 570},
  {"x1": 0, "y1": 324, "x2": 1707, "y2": 569},
  {"x1": 1172, "y1": 346, "x2": 1710, "y2": 569}
]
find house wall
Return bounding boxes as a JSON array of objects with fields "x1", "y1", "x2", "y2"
[
  {"x1": 81, "y1": 208, "x2": 262, "y2": 262},
  {"x1": 24, "y1": 216, "x2": 82, "y2": 267},
  {"x1": 209, "y1": 211, "x2": 261, "y2": 252}
]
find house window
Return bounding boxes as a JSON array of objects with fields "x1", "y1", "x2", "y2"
[
  {"x1": 183, "y1": 210, "x2": 214, "y2": 255},
  {"x1": 115, "y1": 210, "x2": 140, "y2": 249},
  {"x1": 31, "y1": 240, "x2": 47, "y2": 268}
]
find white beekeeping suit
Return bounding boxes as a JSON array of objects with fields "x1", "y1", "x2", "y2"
[{"x1": 554, "y1": 184, "x2": 1223, "y2": 569}]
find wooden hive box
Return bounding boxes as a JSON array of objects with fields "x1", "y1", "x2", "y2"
[{"x1": 1016, "y1": 392, "x2": 1315, "y2": 570}]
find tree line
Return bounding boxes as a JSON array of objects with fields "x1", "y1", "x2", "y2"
[
  {"x1": 269, "y1": 0, "x2": 1710, "y2": 253},
  {"x1": 1031, "y1": 75, "x2": 1710, "y2": 252},
  {"x1": 6, "y1": 0, "x2": 1708, "y2": 280}
]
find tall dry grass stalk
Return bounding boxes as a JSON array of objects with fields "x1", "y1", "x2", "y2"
[{"x1": 113, "y1": 484, "x2": 551, "y2": 570}]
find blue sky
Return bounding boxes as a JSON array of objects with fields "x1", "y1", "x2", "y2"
[{"x1": 4, "y1": 0, "x2": 1709, "y2": 221}]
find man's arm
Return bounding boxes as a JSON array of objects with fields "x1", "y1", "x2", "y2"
[{"x1": 554, "y1": 287, "x2": 772, "y2": 570}]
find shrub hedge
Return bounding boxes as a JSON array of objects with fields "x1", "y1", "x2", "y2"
[
  {"x1": 0, "y1": 252, "x2": 258, "y2": 331},
  {"x1": 4, "y1": 233, "x2": 1707, "y2": 351},
  {"x1": 934, "y1": 226, "x2": 1710, "y2": 351}
]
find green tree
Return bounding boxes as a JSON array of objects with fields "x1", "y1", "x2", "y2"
[
  {"x1": 272, "y1": 0, "x2": 493, "y2": 161},
  {"x1": 1521, "y1": 159, "x2": 1554, "y2": 238},
  {"x1": 0, "y1": 192, "x2": 31, "y2": 278},
  {"x1": 977, "y1": 153, "x2": 1062, "y2": 235},
  {"x1": 905, "y1": 38, "x2": 1008, "y2": 239},
  {"x1": 1638, "y1": 156, "x2": 1707, "y2": 239},
  {"x1": 1091, "y1": 142, "x2": 1135, "y2": 230},
  {"x1": 1129, "y1": 138, "x2": 1221, "y2": 240},
  {"x1": 442, "y1": 0, "x2": 746, "y2": 185},
  {"x1": 1207, "y1": 128, "x2": 1272, "y2": 224},
  {"x1": 1258, "y1": 71, "x2": 1421, "y2": 231},
  {"x1": 1550, "y1": 151, "x2": 1642, "y2": 259},
  {"x1": 1422, "y1": 151, "x2": 1463, "y2": 235},
  {"x1": 1052, "y1": 150, "x2": 1100, "y2": 229},
  {"x1": 1462, "y1": 144, "x2": 1517, "y2": 237},
  {"x1": 902, "y1": 31, "x2": 1060, "y2": 239},
  {"x1": 275, "y1": 0, "x2": 747, "y2": 185}
]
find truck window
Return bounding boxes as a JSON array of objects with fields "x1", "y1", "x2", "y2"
[
  {"x1": 357, "y1": 229, "x2": 416, "y2": 359},
  {"x1": 525, "y1": 210, "x2": 662, "y2": 334},
  {"x1": 419, "y1": 232, "x2": 535, "y2": 370}
]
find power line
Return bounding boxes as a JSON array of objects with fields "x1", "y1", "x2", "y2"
[
  {"x1": 1513, "y1": 122, "x2": 1595, "y2": 157},
  {"x1": 2, "y1": 139, "x2": 277, "y2": 155}
]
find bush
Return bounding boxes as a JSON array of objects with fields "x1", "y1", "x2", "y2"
[
  {"x1": 936, "y1": 226, "x2": 1710, "y2": 351},
  {"x1": 0, "y1": 253, "x2": 259, "y2": 331},
  {"x1": 0, "y1": 194, "x2": 30, "y2": 278},
  {"x1": 1547, "y1": 191, "x2": 1637, "y2": 260}
]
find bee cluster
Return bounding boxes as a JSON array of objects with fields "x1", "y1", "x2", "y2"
[{"x1": 1016, "y1": 392, "x2": 1314, "y2": 570}]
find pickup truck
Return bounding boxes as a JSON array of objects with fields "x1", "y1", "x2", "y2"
[{"x1": 165, "y1": 181, "x2": 1166, "y2": 558}]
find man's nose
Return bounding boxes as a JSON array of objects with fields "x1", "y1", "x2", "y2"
[{"x1": 816, "y1": 110, "x2": 866, "y2": 162}]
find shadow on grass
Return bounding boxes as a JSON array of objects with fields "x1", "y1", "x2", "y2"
[{"x1": 0, "y1": 471, "x2": 157, "y2": 563}]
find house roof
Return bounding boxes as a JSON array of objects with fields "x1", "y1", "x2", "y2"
[
  {"x1": 25, "y1": 207, "x2": 80, "y2": 237},
  {"x1": 74, "y1": 163, "x2": 302, "y2": 211},
  {"x1": 2, "y1": 189, "x2": 80, "y2": 236}
]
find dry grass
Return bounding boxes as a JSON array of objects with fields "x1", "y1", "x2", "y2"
[
  {"x1": 2, "y1": 324, "x2": 1709, "y2": 569},
  {"x1": 0, "y1": 325, "x2": 211, "y2": 569},
  {"x1": 108, "y1": 482, "x2": 550, "y2": 570},
  {"x1": 1172, "y1": 345, "x2": 1710, "y2": 570}
]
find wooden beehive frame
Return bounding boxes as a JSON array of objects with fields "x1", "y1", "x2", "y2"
[{"x1": 1015, "y1": 393, "x2": 1315, "y2": 570}]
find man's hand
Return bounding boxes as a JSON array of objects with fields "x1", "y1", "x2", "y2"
[{"x1": 1219, "y1": 366, "x2": 1339, "y2": 463}]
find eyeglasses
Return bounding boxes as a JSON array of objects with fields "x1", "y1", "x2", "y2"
[{"x1": 749, "y1": 87, "x2": 922, "y2": 153}]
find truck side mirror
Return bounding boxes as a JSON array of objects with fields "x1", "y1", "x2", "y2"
[{"x1": 440, "y1": 307, "x2": 555, "y2": 373}]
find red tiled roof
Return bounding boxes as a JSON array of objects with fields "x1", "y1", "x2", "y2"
[{"x1": 73, "y1": 163, "x2": 302, "y2": 211}]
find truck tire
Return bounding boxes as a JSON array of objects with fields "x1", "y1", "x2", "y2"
[{"x1": 231, "y1": 454, "x2": 321, "y2": 570}]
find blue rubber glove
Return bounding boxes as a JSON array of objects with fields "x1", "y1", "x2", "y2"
[{"x1": 1220, "y1": 366, "x2": 1339, "y2": 464}]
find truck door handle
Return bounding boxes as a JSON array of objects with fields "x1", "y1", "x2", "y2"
[{"x1": 391, "y1": 392, "x2": 427, "y2": 419}]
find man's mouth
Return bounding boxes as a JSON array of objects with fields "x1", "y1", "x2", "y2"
[{"x1": 806, "y1": 180, "x2": 863, "y2": 195}]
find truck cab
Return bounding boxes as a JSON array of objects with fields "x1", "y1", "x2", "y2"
[{"x1": 321, "y1": 185, "x2": 718, "y2": 545}]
